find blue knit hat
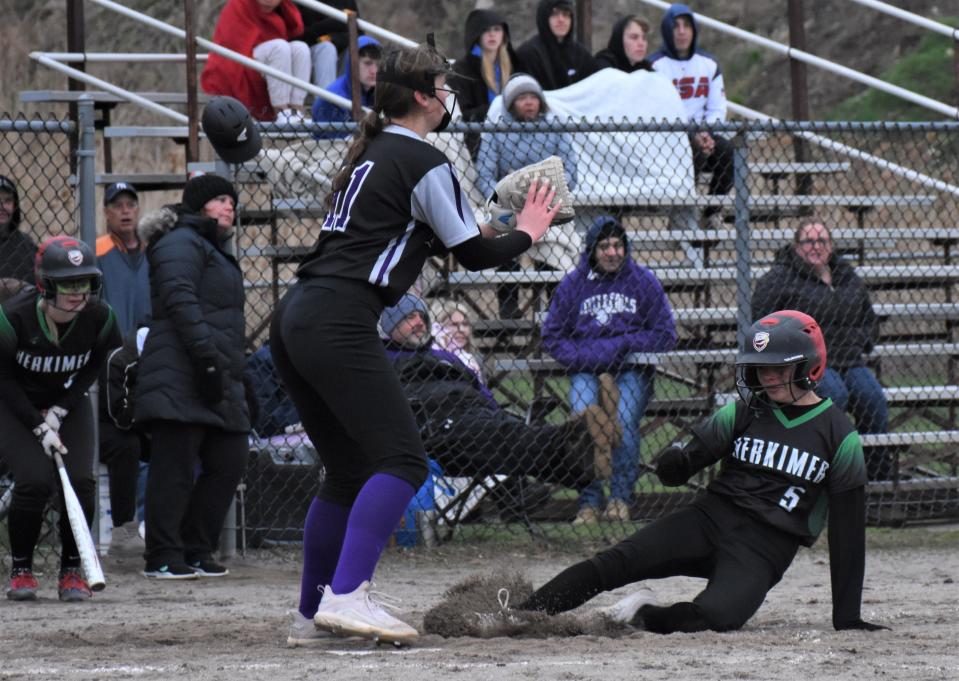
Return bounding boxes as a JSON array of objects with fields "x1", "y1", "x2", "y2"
[{"x1": 379, "y1": 293, "x2": 429, "y2": 337}]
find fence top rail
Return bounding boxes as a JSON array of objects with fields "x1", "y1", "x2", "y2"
[{"x1": 0, "y1": 118, "x2": 74, "y2": 133}]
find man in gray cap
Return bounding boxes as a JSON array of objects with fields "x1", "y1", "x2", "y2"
[
  {"x1": 96, "y1": 181, "x2": 151, "y2": 557},
  {"x1": 97, "y1": 182, "x2": 149, "y2": 336},
  {"x1": 0, "y1": 175, "x2": 37, "y2": 283}
]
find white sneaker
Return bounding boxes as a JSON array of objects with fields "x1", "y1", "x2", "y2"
[
  {"x1": 109, "y1": 520, "x2": 145, "y2": 558},
  {"x1": 274, "y1": 109, "x2": 305, "y2": 127},
  {"x1": 286, "y1": 609, "x2": 331, "y2": 647},
  {"x1": 313, "y1": 581, "x2": 418, "y2": 644},
  {"x1": 598, "y1": 585, "x2": 660, "y2": 624}
]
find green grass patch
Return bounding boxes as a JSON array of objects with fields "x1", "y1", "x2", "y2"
[{"x1": 828, "y1": 19, "x2": 958, "y2": 120}]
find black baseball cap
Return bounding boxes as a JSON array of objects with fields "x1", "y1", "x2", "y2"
[{"x1": 104, "y1": 182, "x2": 138, "y2": 206}]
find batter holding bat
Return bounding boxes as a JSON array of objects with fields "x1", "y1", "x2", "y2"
[
  {"x1": 272, "y1": 41, "x2": 568, "y2": 645},
  {"x1": 0, "y1": 236, "x2": 120, "y2": 602},
  {"x1": 512, "y1": 311, "x2": 889, "y2": 634}
]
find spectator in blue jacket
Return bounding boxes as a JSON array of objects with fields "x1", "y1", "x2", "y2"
[
  {"x1": 542, "y1": 216, "x2": 677, "y2": 524},
  {"x1": 477, "y1": 72, "x2": 579, "y2": 318},
  {"x1": 476, "y1": 72, "x2": 576, "y2": 198},
  {"x1": 311, "y1": 35, "x2": 381, "y2": 140}
]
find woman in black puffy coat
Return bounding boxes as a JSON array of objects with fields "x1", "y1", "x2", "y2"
[
  {"x1": 752, "y1": 217, "x2": 890, "y2": 479},
  {"x1": 135, "y1": 174, "x2": 250, "y2": 579}
]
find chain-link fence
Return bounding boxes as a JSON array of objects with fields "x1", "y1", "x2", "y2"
[
  {"x1": 237, "y1": 118, "x2": 959, "y2": 546},
  {"x1": 0, "y1": 113, "x2": 78, "y2": 572},
  {"x1": 3, "y1": 114, "x2": 958, "y2": 561}
]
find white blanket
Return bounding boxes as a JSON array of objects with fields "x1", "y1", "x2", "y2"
[{"x1": 485, "y1": 68, "x2": 696, "y2": 203}]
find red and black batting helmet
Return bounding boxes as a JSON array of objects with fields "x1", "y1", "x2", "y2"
[
  {"x1": 735, "y1": 310, "x2": 827, "y2": 406},
  {"x1": 34, "y1": 236, "x2": 102, "y2": 299}
]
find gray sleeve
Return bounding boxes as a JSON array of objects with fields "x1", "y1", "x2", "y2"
[{"x1": 410, "y1": 163, "x2": 480, "y2": 249}]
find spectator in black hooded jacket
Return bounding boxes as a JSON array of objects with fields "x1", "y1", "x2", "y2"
[
  {"x1": 452, "y1": 8, "x2": 524, "y2": 158},
  {"x1": 751, "y1": 218, "x2": 891, "y2": 480},
  {"x1": 0, "y1": 175, "x2": 37, "y2": 283},
  {"x1": 135, "y1": 173, "x2": 250, "y2": 580},
  {"x1": 595, "y1": 15, "x2": 654, "y2": 73},
  {"x1": 516, "y1": 0, "x2": 597, "y2": 91}
]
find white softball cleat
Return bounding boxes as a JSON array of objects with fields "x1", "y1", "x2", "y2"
[
  {"x1": 286, "y1": 609, "x2": 332, "y2": 647},
  {"x1": 313, "y1": 581, "x2": 418, "y2": 644},
  {"x1": 599, "y1": 585, "x2": 660, "y2": 624}
]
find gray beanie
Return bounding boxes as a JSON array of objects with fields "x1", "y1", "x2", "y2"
[
  {"x1": 502, "y1": 73, "x2": 546, "y2": 112},
  {"x1": 379, "y1": 293, "x2": 429, "y2": 337}
]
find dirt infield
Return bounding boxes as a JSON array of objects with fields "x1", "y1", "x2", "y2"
[{"x1": 2, "y1": 526, "x2": 957, "y2": 681}]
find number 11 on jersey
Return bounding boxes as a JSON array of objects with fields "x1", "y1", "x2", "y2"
[{"x1": 322, "y1": 160, "x2": 375, "y2": 233}]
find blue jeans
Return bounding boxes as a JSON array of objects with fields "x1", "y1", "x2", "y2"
[
  {"x1": 816, "y1": 366, "x2": 888, "y2": 434},
  {"x1": 570, "y1": 371, "x2": 654, "y2": 509}
]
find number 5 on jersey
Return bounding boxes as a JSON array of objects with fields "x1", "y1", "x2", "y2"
[
  {"x1": 323, "y1": 160, "x2": 375, "y2": 232},
  {"x1": 779, "y1": 485, "x2": 805, "y2": 512}
]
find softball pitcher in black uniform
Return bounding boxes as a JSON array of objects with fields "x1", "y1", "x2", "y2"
[
  {"x1": 0, "y1": 237, "x2": 120, "y2": 602},
  {"x1": 515, "y1": 310, "x2": 889, "y2": 634},
  {"x1": 271, "y1": 42, "x2": 561, "y2": 645}
]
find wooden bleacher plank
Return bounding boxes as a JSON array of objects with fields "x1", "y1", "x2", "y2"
[
  {"x1": 446, "y1": 264, "x2": 959, "y2": 288},
  {"x1": 491, "y1": 343, "x2": 959, "y2": 374},
  {"x1": 749, "y1": 162, "x2": 851, "y2": 175},
  {"x1": 271, "y1": 193, "x2": 938, "y2": 217},
  {"x1": 95, "y1": 172, "x2": 186, "y2": 192}
]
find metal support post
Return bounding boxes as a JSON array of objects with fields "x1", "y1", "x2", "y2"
[
  {"x1": 77, "y1": 96, "x2": 102, "y2": 547},
  {"x1": 732, "y1": 131, "x2": 752, "y2": 348}
]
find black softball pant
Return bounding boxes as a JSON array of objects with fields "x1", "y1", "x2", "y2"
[
  {"x1": 99, "y1": 420, "x2": 144, "y2": 526},
  {"x1": 0, "y1": 397, "x2": 95, "y2": 570},
  {"x1": 520, "y1": 493, "x2": 800, "y2": 633},
  {"x1": 269, "y1": 277, "x2": 428, "y2": 506},
  {"x1": 143, "y1": 420, "x2": 247, "y2": 566}
]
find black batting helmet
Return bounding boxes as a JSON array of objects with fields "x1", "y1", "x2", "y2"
[
  {"x1": 201, "y1": 96, "x2": 262, "y2": 164},
  {"x1": 736, "y1": 310, "x2": 827, "y2": 407},
  {"x1": 34, "y1": 236, "x2": 102, "y2": 299}
]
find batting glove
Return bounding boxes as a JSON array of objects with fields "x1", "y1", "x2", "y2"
[
  {"x1": 43, "y1": 405, "x2": 69, "y2": 433},
  {"x1": 653, "y1": 446, "x2": 691, "y2": 487},
  {"x1": 33, "y1": 422, "x2": 68, "y2": 458}
]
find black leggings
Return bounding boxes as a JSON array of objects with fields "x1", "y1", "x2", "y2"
[
  {"x1": 99, "y1": 420, "x2": 144, "y2": 526},
  {"x1": 269, "y1": 277, "x2": 428, "y2": 506},
  {"x1": 519, "y1": 493, "x2": 799, "y2": 633},
  {"x1": 0, "y1": 398, "x2": 95, "y2": 571}
]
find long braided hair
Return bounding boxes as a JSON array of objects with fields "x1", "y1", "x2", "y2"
[{"x1": 325, "y1": 44, "x2": 451, "y2": 209}]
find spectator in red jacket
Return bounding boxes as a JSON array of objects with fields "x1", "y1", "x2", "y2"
[{"x1": 201, "y1": 0, "x2": 310, "y2": 125}]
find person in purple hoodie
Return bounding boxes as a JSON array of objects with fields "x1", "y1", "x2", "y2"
[{"x1": 542, "y1": 216, "x2": 677, "y2": 524}]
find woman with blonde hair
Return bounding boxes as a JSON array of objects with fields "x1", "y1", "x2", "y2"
[
  {"x1": 430, "y1": 298, "x2": 485, "y2": 382},
  {"x1": 452, "y1": 9, "x2": 523, "y2": 157}
]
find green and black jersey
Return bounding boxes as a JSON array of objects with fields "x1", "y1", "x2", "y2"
[
  {"x1": 693, "y1": 399, "x2": 867, "y2": 546},
  {"x1": 0, "y1": 288, "x2": 120, "y2": 428}
]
